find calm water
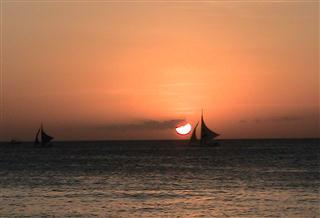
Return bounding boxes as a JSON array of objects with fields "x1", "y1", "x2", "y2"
[{"x1": 0, "y1": 139, "x2": 319, "y2": 217}]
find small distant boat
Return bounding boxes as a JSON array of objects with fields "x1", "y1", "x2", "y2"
[
  {"x1": 34, "y1": 124, "x2": 54, "y2": 147},
  {"x1": 189, "y1": 111, "x2": 220, "y2": 146}
]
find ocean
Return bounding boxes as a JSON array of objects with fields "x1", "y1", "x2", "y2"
[{"x1": 0, "y1": 139, "x2": 319, "y2": 217}]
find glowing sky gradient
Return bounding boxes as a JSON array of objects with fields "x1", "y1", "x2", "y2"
[{"x1": 1, "y1": 1, "x2": 319, "y2": 140}]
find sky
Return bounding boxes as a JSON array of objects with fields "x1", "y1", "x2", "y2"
[{"x1": 1, "y1": 0, "x2": 319, "y2": 140}]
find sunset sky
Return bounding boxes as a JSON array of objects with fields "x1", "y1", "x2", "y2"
[{"x1": 1, "y1": 1, "x2": 319, "y2": 140}]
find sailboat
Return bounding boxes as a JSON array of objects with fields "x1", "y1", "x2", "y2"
[
  {"x1": 34, "y1": 124, "x2": 54, "y2": 147},
  {"x1": 189, "y1": 111, "x2": 220, "y2": 146}
]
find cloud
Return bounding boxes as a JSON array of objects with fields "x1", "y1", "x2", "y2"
[
  {"x1": 239, "y1": 116, "x2": 304, "y2": 124},
  {"x1": 239, "y1": 119, "x2": 247, "y2": 123},
  {"x1": 98, "y1": 119, "x2": 186, "y2": 131},
  {"x1": 268, "y1": 116, "x2": 303, "y2": 122}
]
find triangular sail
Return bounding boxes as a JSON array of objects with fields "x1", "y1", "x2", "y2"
[
  {"x1": 189, "y1": 122, "x2": 199, "y2": 144},
  {"x1": 200, "y1": 112, "x2": 219, "y2": 145},
  {"x1": 40, "y1": 125, "x2": 54, "y2": 146},
  {"x1": 34, "y1": 128, "x2": 40, "y2": 145}
]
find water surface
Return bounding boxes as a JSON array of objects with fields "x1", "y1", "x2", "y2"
[{"x1": 0, "y1": 139, "x2": 319, "y2": 217}]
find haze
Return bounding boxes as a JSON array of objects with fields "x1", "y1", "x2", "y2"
[{"x1": 1, "y1": 1, "x2": 319, "y2": 140}]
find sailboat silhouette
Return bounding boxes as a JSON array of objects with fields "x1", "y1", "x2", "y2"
[
  {"x1": 34, "y1": 124, "x2": 54, "y2": 147},
  {"x1": 190, "y1": 111, "x2": 220, "y2": 146}
]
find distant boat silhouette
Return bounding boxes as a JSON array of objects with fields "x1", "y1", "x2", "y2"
[
  {"x1": 34, "y1": 124, "x2": 54, "y2": 147},
  {"x1": 190, "y1": 111, "x2": 220, "y2": 146}
]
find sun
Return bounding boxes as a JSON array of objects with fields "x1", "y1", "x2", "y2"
[{"x1": 175, "y1": 123, "x2": 192, "y2": 135}]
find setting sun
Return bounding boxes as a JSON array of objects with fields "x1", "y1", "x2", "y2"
[{"x1": 175, "y1": 123, "x2": 192, "y2": 135}]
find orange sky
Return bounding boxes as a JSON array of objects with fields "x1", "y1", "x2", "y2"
[{"x1": 1, "y1": 1, "x2": 319, "y2": 140}]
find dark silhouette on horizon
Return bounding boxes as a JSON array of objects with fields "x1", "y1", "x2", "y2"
[
  {"x1": 190, "y1": 111, "x2": 220, "y2": 147},
  {"x1": 34, "y1": 124, "x2": 54, "y2": 147}
]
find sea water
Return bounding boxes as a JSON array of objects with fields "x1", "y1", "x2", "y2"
[{"x1": 0, "y1": 139, "x2": 319, "y2": 217}]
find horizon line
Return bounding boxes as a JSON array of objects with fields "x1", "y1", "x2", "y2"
[{"x1": 1, "y1": 137, "x2": 319, "y2": 143}]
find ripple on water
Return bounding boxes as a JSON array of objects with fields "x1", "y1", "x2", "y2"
[{"x1": 0, "y1": 139, "x2": 319, "y2": 217}]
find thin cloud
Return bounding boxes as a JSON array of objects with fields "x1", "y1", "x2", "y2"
[
  {"x1": 268, "y1": 116, "x2": 303, "y2": 122},
  {"x1": 239, "y1": 119, "x2": 247, "y2": 123},
  {"x1": 98, "y1": 119, "x2": 185, "y2": 131},
  {"x1": 240, "y1": 116, "x2": 304, "y2": 124}
]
